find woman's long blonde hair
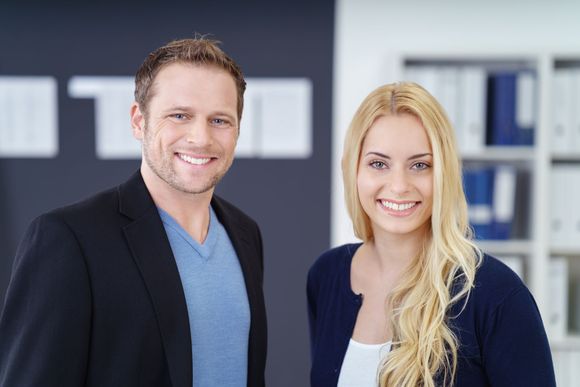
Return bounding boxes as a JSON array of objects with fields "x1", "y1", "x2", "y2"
[{"x1": 342, "y1": 82, "x2": 482, "y2": 386}]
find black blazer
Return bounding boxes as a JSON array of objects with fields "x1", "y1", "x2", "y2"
[{"x1": 0, "y1": 171, "x2": 267, "y2": 387}]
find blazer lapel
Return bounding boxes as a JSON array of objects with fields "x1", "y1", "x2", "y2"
[
  {"x1": 211, "y1": 196, "x2": 260, "y2": 301},
  {"x1": 211, "y1": 196, "x2": 267, "y2": 385},
  {"x1": 118, "y1": 172, "x2": 192, "y2": 387}
]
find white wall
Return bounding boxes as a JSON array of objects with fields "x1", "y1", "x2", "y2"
[{"x1": 332, "y1": 0, "x2": 580, "y2": 245}]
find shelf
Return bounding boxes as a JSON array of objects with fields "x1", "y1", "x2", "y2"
[
  {"x1": 402, "y1": 53, "x2": 538, "y2": 69},
  {"x1": 552, "y1": 154, "x2": 580, "y2": 162},
  {"x1": 551, "y1": 249, "x2": 580, "y2": 257},
  {"x1": 462, "y1": 147, "x2": 535, "y2": 162},
  {"x1": 550, "y1": 335, "x2": 580, "y2": 351},
  {"x1": 476, "y1": 240, "x2": 533, "y2": 255}
]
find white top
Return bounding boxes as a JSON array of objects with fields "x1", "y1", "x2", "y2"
[{"x1": 337, "y1": 339, "x2": 392, "y2": 387}]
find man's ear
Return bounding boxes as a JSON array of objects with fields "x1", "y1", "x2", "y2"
[{"x1": 130, "y1": 102, "x2": 145, "y2": 140}]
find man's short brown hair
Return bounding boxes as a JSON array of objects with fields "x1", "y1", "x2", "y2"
[{"x1": 134, "y1": 37, "x2": 246, "y2": 120}]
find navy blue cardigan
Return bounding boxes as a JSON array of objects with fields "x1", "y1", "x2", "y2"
[{"x1": 307, "y1": 243, "x2": 556, "y2": 387}]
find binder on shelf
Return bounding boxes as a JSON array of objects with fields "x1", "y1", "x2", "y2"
[
  {"x1": 570, "y1": 277, "x2": 580, "y2": 334},
  {"x1": 553, "y1": 349, "x2": 571, "y2": 387},
  {"x1": 515, "y1": 71, "x2": 536, "y2": 145},
  {"x1": 457, "y1": 66, "x2": 487, "y2": 155},
  {"x1": 487, "y1": 70, "x2": 536, "y2": 146},
  {"x1": 548, "y1": 257, "x2": 569, "y2": 340},
  {"x1": 573, "y1": 167, "x2": 580, "y2": 247},
  {"x1": 551, "y1": 69, "x2": 575, "y2": 153},
  {"x1": 569, "y1": 351, "x2": 580, "y2": 387},
  {"x1": 463, "y1": 167, "x2": 494, "y2": 240},
  {"x1": 550, "y1": 167, "x2": 567, "y2": 249},
  {"x1": 511, "y1": 168, "x2": 531, "y2": 240},
  {"x1": 492, "y1": 165, "x2": 517, "y2": 239},
  {"x1": 405, "y1": 66, "x2": 460, "y2": 129},
  {"x1": 436, "y1": 66, "x2": 460, "y2": 133},
  {"x1": 487, "y1": 72, "x2": 517, "y2": 145},
  {"x1": 551, "y1": 350, "x2": 564, "y2": 387},
  {"x1": 572, "y1": 69, "x2": 580, "y2": 154},
  {"x1": 404, "y1": 65, "x2": 439, "y2": 97},
  {"x1": 550, "y1": 166, "x2": 580, "y2": 250}
]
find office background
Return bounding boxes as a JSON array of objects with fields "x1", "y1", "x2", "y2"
[{"x1": 1, "y1": 0, "x2": 580, "y2": 385}]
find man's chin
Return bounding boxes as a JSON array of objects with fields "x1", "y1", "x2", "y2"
[{"x1": 168, "y1": 178, "x2": 220, "y2": 196}]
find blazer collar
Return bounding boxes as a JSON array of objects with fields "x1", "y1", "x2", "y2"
[
  {"x1": 210, "y1": 195, "x2": 258, "y2": 289},
  {"x1": 118, "y1": 170, "x2": 156, "y2": 221},
  {"x1": 118, "y1": 171, "x2": 192, "y2": 387},
  {"x1": 211, "y1": 194, "x2": 265, "y2": 380},
  {"x1": 211, "y1": 195, "x2": 250, "y2": 244}
]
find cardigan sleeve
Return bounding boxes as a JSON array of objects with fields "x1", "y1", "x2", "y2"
[
  {"x1": 0, "y1": 214, "x2": 92, "y2": 387},
  {"x1": 480, "y1": 286, "x2": 556, "y2": 386}
]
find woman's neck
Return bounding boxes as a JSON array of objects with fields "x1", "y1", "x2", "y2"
[{"x1": 369, "y1": 227, "x2": 428, "y2": 275}]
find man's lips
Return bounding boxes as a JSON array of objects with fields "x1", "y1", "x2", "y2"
[{"x1": 176, "y1": 152, "x2": 215, "y2": 165}]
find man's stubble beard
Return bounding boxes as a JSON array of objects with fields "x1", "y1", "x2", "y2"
[{"x1": 141, "y1": 126, "x2": 232, "y2": 195}]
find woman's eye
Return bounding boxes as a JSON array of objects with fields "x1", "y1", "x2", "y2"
[
  {"x1": 370, "y1": 161, "x2": 386, "y2": 169},
  {"x1": 412, "y1": 162, "x2": 430, "y2": 170}
]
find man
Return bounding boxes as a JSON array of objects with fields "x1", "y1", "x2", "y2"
[{"x1": 0, "y1": 38, "x2": 267, "y2": 387}]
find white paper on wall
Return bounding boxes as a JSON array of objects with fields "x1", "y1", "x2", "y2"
[
  {"x1": 68, "y1": 76, "x2": 139, "y2": 159},
  {"x1": 239, "y1": 78, "x2": 312, "y2": 158},
  {"x1": 0, "y1": 76, "x2": 58, "y2": 157}
]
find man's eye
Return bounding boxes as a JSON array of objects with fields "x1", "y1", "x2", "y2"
[
  {"x1": 172, "y1": 113, "x2": 186, "y2": 120},
  {"x1": 211, "y1": 118, "x2": 231, "y2": 126}
]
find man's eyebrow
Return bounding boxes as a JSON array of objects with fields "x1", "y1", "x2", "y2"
[{"x1": 161, "y1": 106, "x2": 192, "y2": 113}]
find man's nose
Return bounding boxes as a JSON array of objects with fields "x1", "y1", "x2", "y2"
[{"x1": 185, "y1": 120, "x2": 212, "y2": 146}]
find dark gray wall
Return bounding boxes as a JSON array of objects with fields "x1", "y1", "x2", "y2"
[{"x1": 0, "y1": 1, "x2": 334, "y2": 385}]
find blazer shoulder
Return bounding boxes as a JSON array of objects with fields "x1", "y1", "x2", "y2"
[
  {"x1": 46, "y1": 185, "x2": 120, "y2": 222},
  {"x1": 212, "y1": 194, "x2": 260, "y2": 229}
]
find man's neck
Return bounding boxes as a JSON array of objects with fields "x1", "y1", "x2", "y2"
[{"x1": 141, "y1": 166, "x2": 213, "y2": 244}]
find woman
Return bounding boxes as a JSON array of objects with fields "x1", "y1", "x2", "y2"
[{"x1": 307, "y1": 82, "x2": 555, "y2": 386}]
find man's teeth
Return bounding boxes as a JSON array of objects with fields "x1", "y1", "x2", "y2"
[
  {"x1": 380, "y1": 200, "x2": 417, "y2": 211},
  {"x1": 178, "y1": 154, "x2": 211, "y2": 165}
]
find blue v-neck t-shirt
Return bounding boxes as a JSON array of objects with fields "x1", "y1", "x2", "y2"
[{"x1": 159, "y1": 206, "x2": 250, "y2": 387}]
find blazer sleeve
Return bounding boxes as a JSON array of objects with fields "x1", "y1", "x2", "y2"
[
  {"x1": 481, "y1": 286, "x2": 556, "y2": 386},
  {"x1": 306, "y1": 264, "x2": 319, "y2": 359},
  {"x1": 256, "y1": 222, "x2": 265, "y2": 285},
  {"x1": 0, "y1": 214, "x2": 92, "y2": 387}
]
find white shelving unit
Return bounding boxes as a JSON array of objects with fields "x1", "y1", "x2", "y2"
[
  {"x1": 550, "y1": 55, "x2": 580, "y2": 357},
  {"x1": 461, "y1": 146, "x2": 535, "y2": 162},
  {"x1": 390, "y1": 51, "x2": 580, "y2": 359}
]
